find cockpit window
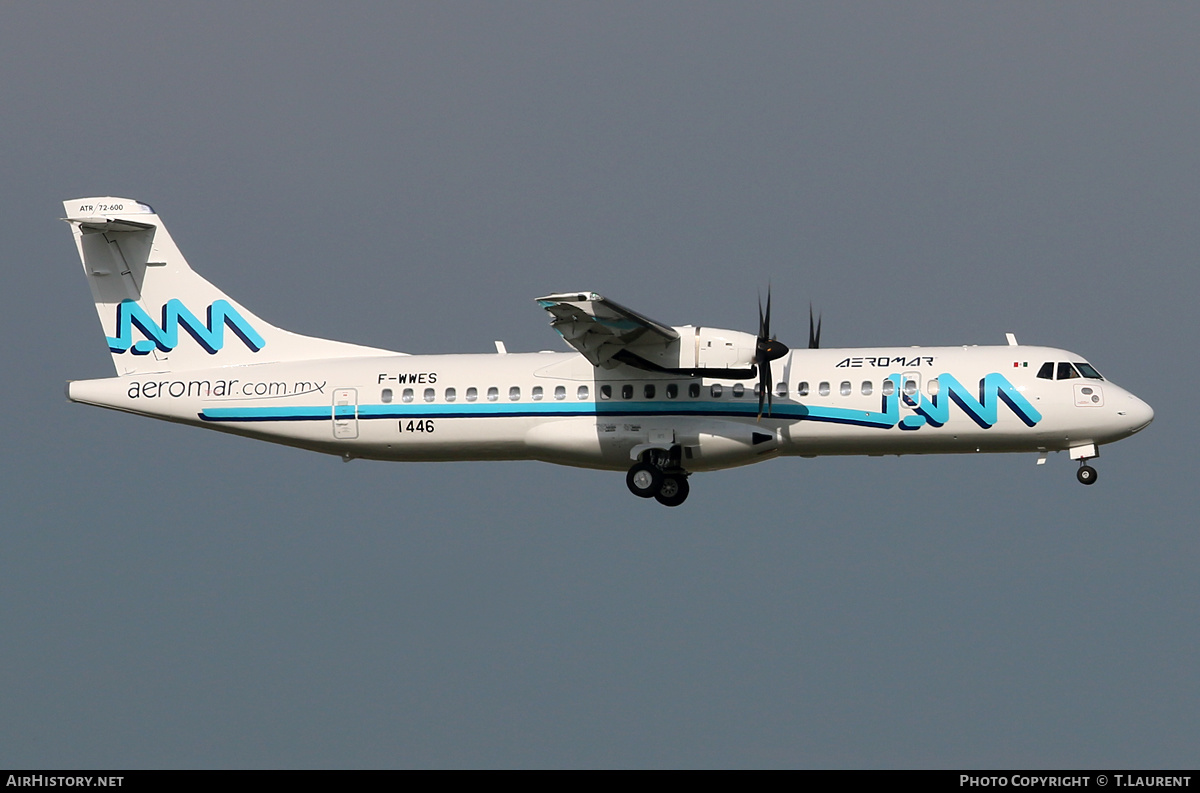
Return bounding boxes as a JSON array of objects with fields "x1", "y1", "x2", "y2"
[
  {"x1": 1037, "y1": 362, "x2": 1054, "y2": 380},
  {"x1": 1075, "y1": 362, "x2": 1104, "y2": 380},
  {"x1": 1057, "y1": 362, "x2": 1081, "y2": 380}
]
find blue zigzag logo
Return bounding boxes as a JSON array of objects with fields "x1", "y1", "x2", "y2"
[{"x1": 107, "y1": 299, "x2": 265, "y2": 355}]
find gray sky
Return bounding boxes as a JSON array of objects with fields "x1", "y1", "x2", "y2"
[{"x1": 2, "y1": 2, "x2": 1196, "y2": 768}]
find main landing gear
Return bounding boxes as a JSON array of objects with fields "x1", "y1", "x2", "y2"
[
  {"x1": 626, "y1": 450, "x2": 690, "y2": 507},
  {"x1": 1076, "y1": 462, "x2": 1098, "y2": 485}
]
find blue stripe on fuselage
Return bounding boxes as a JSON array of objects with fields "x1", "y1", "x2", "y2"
[{"x1": 198, "y1": 372, "x2": 1037, "y2": 430}]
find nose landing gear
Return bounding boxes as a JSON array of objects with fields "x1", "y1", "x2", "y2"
[
  {"x1": 1069, "y1": 444, "x2": 1099, "y2": 486},
  {"x1": 626, "y1": 449, "x2": 691, "y2": 506}
]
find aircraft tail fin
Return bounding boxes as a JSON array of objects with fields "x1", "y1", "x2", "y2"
[{"x1": 64, "y1": 197, "x2": 391, "y2": 375}]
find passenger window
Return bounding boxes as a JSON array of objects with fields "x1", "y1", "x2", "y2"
[
  {"x1": 711, "y1": 384, "x2": 724, "y2": 398},
  {"x1": 776, "y1": 382, "x2": 787, "y2": 398},
  {"x1": 509, "y1": 386, "x2": 521, "y2": 401},
  {"x1": 927, "y1": 379, "x2": 939, "y2": 396},
  {"x1": 818, "y1": 382, "x2": 830, "y2": 397},
  {"x1": 903, "y1": 378, "x2": 918, "y2": 397},
  {"x1": 600, "y1": 385, "x2": 612, "y2": 400},
  {"x1": 381, "y1": 388, "x2": 393, "y2": 403},
  {"x1": 621, "y1": 384, "x2": 633, "y2": 399},
  {"x1": 402, "y1": 388, "x2": 414, "y2": 403},
  {"x1": 881, "y1": 380, "x2": 895, "y2": 396},
  {"x1": 554, "y1": 385, "x2": 566, "y2": 401},
  {"x1": 1057, "y1": 362, "x2": 1081, "y2": 380},
  {"x1": 531, "y1": 386, "x2": 543, "y2": 401},
  {"x1": 577, "y1": 385, "x2": 589, "y2": 400},
  {"x1": 1037, "y1": 362, "x2": 1054, "y2": 380},
  {"x1": 424, "y1": 388, "x2": 435, "y2": 402},
  {"x1": 688, "y1": 383, "x2": 700, "y2": 398},
  {"x1": 797, "y1": 382, "x2": 809, "y2": 397},
  {"x1": 732, "y1": 383, "x2": 745, "y2": 398},
  {"x1": 487, "y1": 387, "x2": 499, "y2": 402},
  {"x1": 861, "y1": 381, "x2": 872, "y2": 396},
  {"x1": 666, "y1": 384, "x2": 678, "y2": 399},
  {"x1": 445, "y1": 387, "x2": 456, "y2": 402},
  {"x1": 644, "y1": 384, "x2": 655, "y2": 399},
  {"x1": 466, "y1": 387, "x2": 478, "y2": 403},
  {"x1": 753, "y1": 383, "x2": 761, "y2": 398},
  {"x1": 840, "y1": 381, "x2": 851, "y2": 397},
  {"x1": 1075, "y1": 362, "x2": 1104, "y2": 380}
]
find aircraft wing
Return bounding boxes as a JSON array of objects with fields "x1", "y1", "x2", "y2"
[{"x1": 536, "y1": 292, "x2": 680, "y2": 368}]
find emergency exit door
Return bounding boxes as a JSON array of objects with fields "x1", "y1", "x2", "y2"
[{"x1": 332, "y1": 388, "x2": 358, "y2": 439}]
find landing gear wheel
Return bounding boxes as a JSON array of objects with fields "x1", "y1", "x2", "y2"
[
  {"x1": 654, "y1": 474, "x2": 690, "y2": 507},
  {"x1": 626, "y1": 463, "x2": 662, "y2": 498},
  {"x1": 1077, "y1": 464, "x2": 1098, "y2": 485}
]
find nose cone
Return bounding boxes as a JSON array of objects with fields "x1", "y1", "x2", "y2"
[{"x1": 1122, "y1": 393, "x2": 1154, "y2": 435}]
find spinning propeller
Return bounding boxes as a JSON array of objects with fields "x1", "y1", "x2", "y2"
[
  {"x1": 754, "y1": 291, "x2": 822, "y2": 419},
  {"x1": 755, "y1": 290, "x2": 789, "y2": 418}
]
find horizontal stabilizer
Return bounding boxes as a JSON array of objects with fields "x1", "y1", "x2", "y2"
[{"x1": 65, "y1": 217, "x2": 156, "y2": 234}]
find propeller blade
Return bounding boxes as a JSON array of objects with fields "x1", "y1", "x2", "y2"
[
  {"x1": 754, "y1": 286, "x2": 788, "y2": 419},
  {"x1": 757, "y1": 358, "x2": 771, "y2": 419},
  {"x1": 764, "y1": 288, "x2": 772, "y2": 340},
  {"x1": 808, "y1": 304, "x2": 822, "y2": 349}
]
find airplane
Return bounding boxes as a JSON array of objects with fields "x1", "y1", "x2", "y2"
[{"x1": 63, "y1": 196, "x2": 1154, "y2": 506}]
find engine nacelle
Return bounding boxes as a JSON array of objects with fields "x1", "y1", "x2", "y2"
[
  {"x1": 629, "y1": 326, "x2": 758, "y2": 372},
  {"x1": 693, "y1": 327, "x2": 758, "y2": 369}
]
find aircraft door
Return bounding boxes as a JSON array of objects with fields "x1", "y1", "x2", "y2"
[{"x1": 333, "y1": 388, "x2": 359, "y2": 439}]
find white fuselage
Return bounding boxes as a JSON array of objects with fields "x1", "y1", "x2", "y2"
[{"x1": 68, "y1": 343, "x2": 1154, "y2": 473}]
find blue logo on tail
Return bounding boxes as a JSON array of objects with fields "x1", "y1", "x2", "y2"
[{"x1": 107, "y1": 299, "x2": 265, "y2": 355}]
